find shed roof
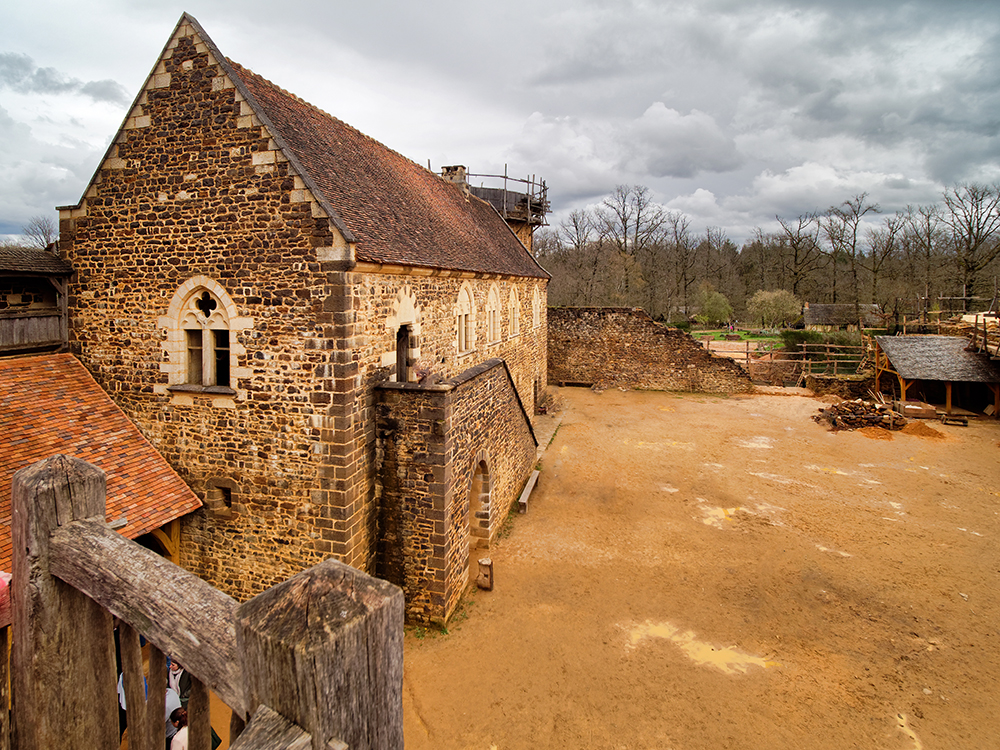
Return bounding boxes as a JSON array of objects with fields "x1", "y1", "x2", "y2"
[
  {"x1": 0, "y1": 354, "x2": 202, "y2": 572},
  {"x1": 875, "y1": 335, "x2": 1000, "y2": 383},
  {"x1": 804, "y1": 303, "x2": 881, "y2": 327},
  {"x1": 0, "y1": 247, "x2": 72, "y2": 275}
]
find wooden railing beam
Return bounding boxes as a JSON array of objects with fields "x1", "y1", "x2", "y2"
[
  {"x1": 48, "y1": 518, "x2": 248, "y2": 717},
  {"x1": 11, "y1": 455, "x2": 119, "y2": 750}
]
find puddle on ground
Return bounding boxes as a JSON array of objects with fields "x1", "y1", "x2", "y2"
[
  {"x1": 804, "y1": 464, "x2": 854, "y2": 476},
  {"x1": 896, "y1": 713, "x2": 923, "y2": 750},
  {"x1": 957, "y1": 527, "x2": 983, "y2": 537},
  {"x1": 626, "y1": 621, "x2": 779, "y2": 674},
  {"x1": 697, "y1": 500, "x2": 739, "y2": 528},
  {"x1": 815, "y1": 544, "x2": 852, "y2": 557},
  {"x1": 735, "y1": 436, "x2": 773, "y2": 449}
]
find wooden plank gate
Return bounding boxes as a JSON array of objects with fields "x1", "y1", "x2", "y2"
[{"x1": 8, "y1": 454, "x2": 403, "y2": 750}]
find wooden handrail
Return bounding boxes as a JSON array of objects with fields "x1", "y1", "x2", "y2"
[{"x1": 48, "y1": 519, "x2": 247, "y2": 716}]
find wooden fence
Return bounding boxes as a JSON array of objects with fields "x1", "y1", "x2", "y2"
[{"x1": 8, "y1": 454, "x2": 403, "y2": 750}]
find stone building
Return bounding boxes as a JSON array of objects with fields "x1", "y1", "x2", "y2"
[{"x1": 57, "y1": 14, "x2": 548, "y2": 621}]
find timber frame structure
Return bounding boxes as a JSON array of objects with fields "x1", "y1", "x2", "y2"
[{"x1": 873, "y1": 335, "x2": 1000, "y2": 417}]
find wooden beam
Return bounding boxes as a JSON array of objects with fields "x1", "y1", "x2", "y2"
[
  {"x1": 229, "y1": 704, "x2": 319, "y2": 750},
  {"x1": 11, "y1": 455, "x2": 119, "y2": 750},
  {"x1": 237, "y1": 558, "x2": 404, "y2": 750},
  {"x1": 48, "y1": 518, "x2": 248, "y2": 717},
  {"x1": 152, "y1": 518, "x2": 181, "y2": 563}
]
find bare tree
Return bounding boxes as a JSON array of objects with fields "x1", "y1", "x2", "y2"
[
  {"x1": 939, "y1": 183, "x2": 1000, "y2": 308},
  {"x1": 596, "y1": 185, "x2": 667, "y2": 305},
  {"x1": 822, "y1": 193, "x2": 880, "y2": 311},
  {"x1": 22, "y1": 214, "x2": 58, "y2": 250},
  {"x1": 864, "y1": 212, "x2": 904, "y2": 308},
  {"x1": 776, "y1": 214, "x2": 823, "y2": 298}
]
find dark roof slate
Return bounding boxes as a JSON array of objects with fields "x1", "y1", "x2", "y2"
[
  {"x1": 0, "y1": 354, "x2": 202, "y2": 573},
  {"x1": 0, "y1": 247, "x2": 72, "y2": 275},
  {"x1": 228, "y1": 62, "x2": 549, "y2": 279},
  {"x1": 875, "y1": 335, "x2": 1000, "y2": 383},
  {"x1": 804, "y1": 303, "x2": 881, "y2": 326}
]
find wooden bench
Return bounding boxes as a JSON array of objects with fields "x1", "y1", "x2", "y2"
[{"x1": 518, "y1": 469, "x2": 540, "y2": 513}]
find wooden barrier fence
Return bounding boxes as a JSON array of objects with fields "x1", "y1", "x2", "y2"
[{"x1": 9, "y1": 454, "x2": 403, "y2": 750}]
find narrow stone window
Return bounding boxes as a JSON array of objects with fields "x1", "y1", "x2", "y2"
[
  {"x1": 486, "y1": 284, "x2": 501, "y2": 344},
  {"x1": 508, "y1": 287, "x2": 520, "y2": 338},
  {"x1": 455, "y1": 283, "x2": 476, "y2": 355},
  {"x1": 532, "y1": 286, "x2": 542, "y2": 329},
  {"x1": 214, "y1": 330, "x2": 230, "y2": 387},
  {"x1": 186, "y1": 329, "x2": 203, "y2": 383}
]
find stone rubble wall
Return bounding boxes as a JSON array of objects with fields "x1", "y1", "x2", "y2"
[
  {"x1": 548, "y1": 307, "x2": 753, "y2": 394},
  {"x1": 57, "y1": 20, "x2": 549, "y2": 604},
  {"x1": 375, "y1": 360, "x2": 536, "y2": 623}
]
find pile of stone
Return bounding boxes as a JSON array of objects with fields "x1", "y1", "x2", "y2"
[{"x1": 813, "y1": 399, "x2": 907, "y2": 431}]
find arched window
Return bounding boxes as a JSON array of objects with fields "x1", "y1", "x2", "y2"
[
  {"x1": 508, "y1": 287, "x2": 520, "y2": 338},
  {"x1": 160, "y1": 276, "x2": 249, "y2": 397},
  {"x1": 532, "y1": 286, "x2": 542, "y2": 329},
  {"x1": 455, "y1": 282, "x2": 476, "y2": 355},
  {"x1": 486, "y1": 284, "x2": 501, "y2": 344},
  {"x1": 182, "y1": 289, "x2": 231, "y2": 387}
]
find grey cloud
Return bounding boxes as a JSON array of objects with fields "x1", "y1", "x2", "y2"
[{"x1": 0, "y1": 52, "x2": 128, "y2": 104}]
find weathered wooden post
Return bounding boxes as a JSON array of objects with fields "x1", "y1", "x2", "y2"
[
  {"x1": 11, "y1": 455, "x2": 118, "y2": 750},
  {"x1": 236, "y1": 558, "x2": 404, "y2": 750}
]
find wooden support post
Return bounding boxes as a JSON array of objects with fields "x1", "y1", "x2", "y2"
[
  {"x1": 11, "y1": 455, "x2": 119, "y2": 750},
  {"x1": 236, "y1": 558, "x2": 404, "y2": 750},
  {"x1": 0, "y1": 625, "x2": 8, "y2": 750},
  {"x1": 946, "y1": 381, "x2": 953, "y2": 414}
]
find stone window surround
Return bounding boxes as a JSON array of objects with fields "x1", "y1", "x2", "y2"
[
  {"x1": 485, "y1": 283, "x2": 501, "y2": 345},
  {"x1": 508, "y1": 287, "x2": 520, "y2": 339},
  {"x1": 158, "y1": 275, "x2": 252, "y2": 402},
  {"x1": 381, "y1": 285, "x2": 422, "y2": 382},
  {"x1": 455, "y1": 281, "x2": 477, "y2": 356},
  {"x1": 532, "y1": 285, "x2": 542, "y2": 329}
]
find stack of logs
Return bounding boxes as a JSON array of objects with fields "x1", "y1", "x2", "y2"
[{"x1": 813, "y1": 399, "x2": 907, "y2": 431}]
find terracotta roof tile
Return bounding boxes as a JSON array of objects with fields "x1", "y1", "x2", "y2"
[
  {"x1": 0, "y1": 354, "x2": 202, "y2": 573},
  {"x1": 228, "y1": 62, "x2": 548, "y2": 279}
]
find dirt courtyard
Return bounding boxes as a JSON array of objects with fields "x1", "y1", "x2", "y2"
[{"x1": 402, "y1": 387, "x2": 1000, "y2": 749}]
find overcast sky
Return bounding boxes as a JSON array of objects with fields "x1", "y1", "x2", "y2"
[{"x1": 3, "y1": 0, "x2": 999, "y2": 245}]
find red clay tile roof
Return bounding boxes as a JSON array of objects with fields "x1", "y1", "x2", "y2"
[
  {"x1": 227, "y1": 61, "x2": 549, "y2": 279},
  {"x1": 0, "y1": 353, "x2": 201, "y2": 573}
]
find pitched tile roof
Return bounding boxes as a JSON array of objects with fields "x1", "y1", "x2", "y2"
[
  {"x1": 0, "y1": 247, "x2": 72, "y2": 275},
  {"x1": 875, "y1": 335, "x2": 1000, "y2": 383},
  {"x1": 0, "y1": 354, "x2": 201, "y2": 573},
  {"x1": 225, "y1": 60, "x2": 549, "y2": 279}
]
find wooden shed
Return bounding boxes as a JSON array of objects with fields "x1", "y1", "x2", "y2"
[{"x1": 873, "y1": 335, "x2": 1000, "y2": 418}]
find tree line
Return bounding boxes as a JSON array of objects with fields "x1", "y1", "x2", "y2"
[{"x1": 535, "y1": 183, "x2": 1000, "y2": 326}]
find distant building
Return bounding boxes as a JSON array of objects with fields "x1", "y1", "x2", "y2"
[{"x1": 803, "y1": 302, "x2": 882, "y2": 331}]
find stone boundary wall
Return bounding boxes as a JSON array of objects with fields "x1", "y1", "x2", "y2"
[
  {"x1": 548, "y1": 307, "x2": 753, "y2": 393},
  {"x1": 375, "y1": 359, "x2": 536, "y2": 622}
]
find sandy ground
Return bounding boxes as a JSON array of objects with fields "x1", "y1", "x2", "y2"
[{"x1": 402, "y1": 387, "x2": 1000, "y2": 750}]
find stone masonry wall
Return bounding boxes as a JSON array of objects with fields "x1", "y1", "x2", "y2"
[
  {"x1": 58, "y1": 22, "x2": 360, "y2": 600},
  {"x1": 375, "y1": 359, "x2": 536, "y2": 622},
  {"x1": 57, "y1": 19, "x2": 549, "y2": 604},
  {"x1": 548, "y1": 307, "x2": 753, "y2": 393}
]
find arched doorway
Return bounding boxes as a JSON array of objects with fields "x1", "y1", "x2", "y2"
[{"x1": 467, "y1": 460, "x2": 491, "y2": 586}]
